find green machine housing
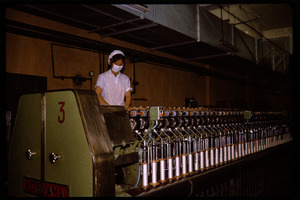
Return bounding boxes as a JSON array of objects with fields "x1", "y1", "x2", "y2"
[{"x1": 8, "y1": 90, "x2": 137, "y2": 197}]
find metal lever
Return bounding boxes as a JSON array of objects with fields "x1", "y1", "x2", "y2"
[
  {"x1": 25, "y1": 149, "x2": 36, "y2": 159},
  {"x1": 49, "y1": 153, "x2": 60, "y2": 163}
]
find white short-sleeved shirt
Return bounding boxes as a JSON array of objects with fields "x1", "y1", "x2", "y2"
[{"x1": 95, "y1": 70, "x2": 132, "y2": 106}]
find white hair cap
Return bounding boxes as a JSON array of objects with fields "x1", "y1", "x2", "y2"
[{"x1": 108, "y1": 50, "x2": 125, "y2": 65}]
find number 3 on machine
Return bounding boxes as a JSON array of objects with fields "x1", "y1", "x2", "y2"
[{"x1": 58, "y1": 102, "x2": 65, "y2": 123}]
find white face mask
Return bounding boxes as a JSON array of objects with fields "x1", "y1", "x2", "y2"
[{"x1": 112, "y1": 64, "x2": 123, "y2": 73}]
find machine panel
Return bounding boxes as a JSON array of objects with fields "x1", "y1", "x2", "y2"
[
  {"x1": 8, "y1": 90, "x2": 115, "y2": 197},
  {"x1": 45, "y1": 91, "x2": 93, "y2": 196},
  {"x1": 99, "y1": 106, "x2": 134, "y2": 147},
  {"x1": 8, "y1": 94, "x2": 42, "y2": 197}
]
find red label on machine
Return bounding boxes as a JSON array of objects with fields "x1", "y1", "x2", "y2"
[{"x1": 23, "y1": 177, "x2": 69, "y2": 197}]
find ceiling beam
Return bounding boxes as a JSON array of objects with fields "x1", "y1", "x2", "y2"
[
  {"x1": 24, "y1": 5, "x2": 99, "y2": 29},
  {"x1": 150, "y1": 40, "x2": 197, "y2": 50},
  {"x1": 100, "y1": 23, "x2": 158, "y2": 37},
  {"x1": 88, "y1": 18, "x2": 142, "y2": 33},
  {"x1": 185, "y1": 52, "x2": 233, "y2": 61}
]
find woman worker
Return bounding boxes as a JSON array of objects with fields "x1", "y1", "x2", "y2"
[{"x1": 95, "y1": 50, "x2": 132, "y2": 106}]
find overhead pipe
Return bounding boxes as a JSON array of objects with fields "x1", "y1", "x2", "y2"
[{"x1": 50, "y1": 43, "x2": 95, "y2": 90}]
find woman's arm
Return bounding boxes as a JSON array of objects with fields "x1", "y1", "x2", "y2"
[
  {"x1": 95, "y1": 86, "x2": 109, "y2": 105},
  {"x1": 125, "y1": 90, "x2": 131, "y2": 106}
]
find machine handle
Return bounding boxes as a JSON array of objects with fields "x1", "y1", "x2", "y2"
[
  {"x1": 49, "y1": 153, "x2": 60, "y2": 164},
  {"x1": 25, "y1": 149, "x2": 36, "y2": 159}
]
